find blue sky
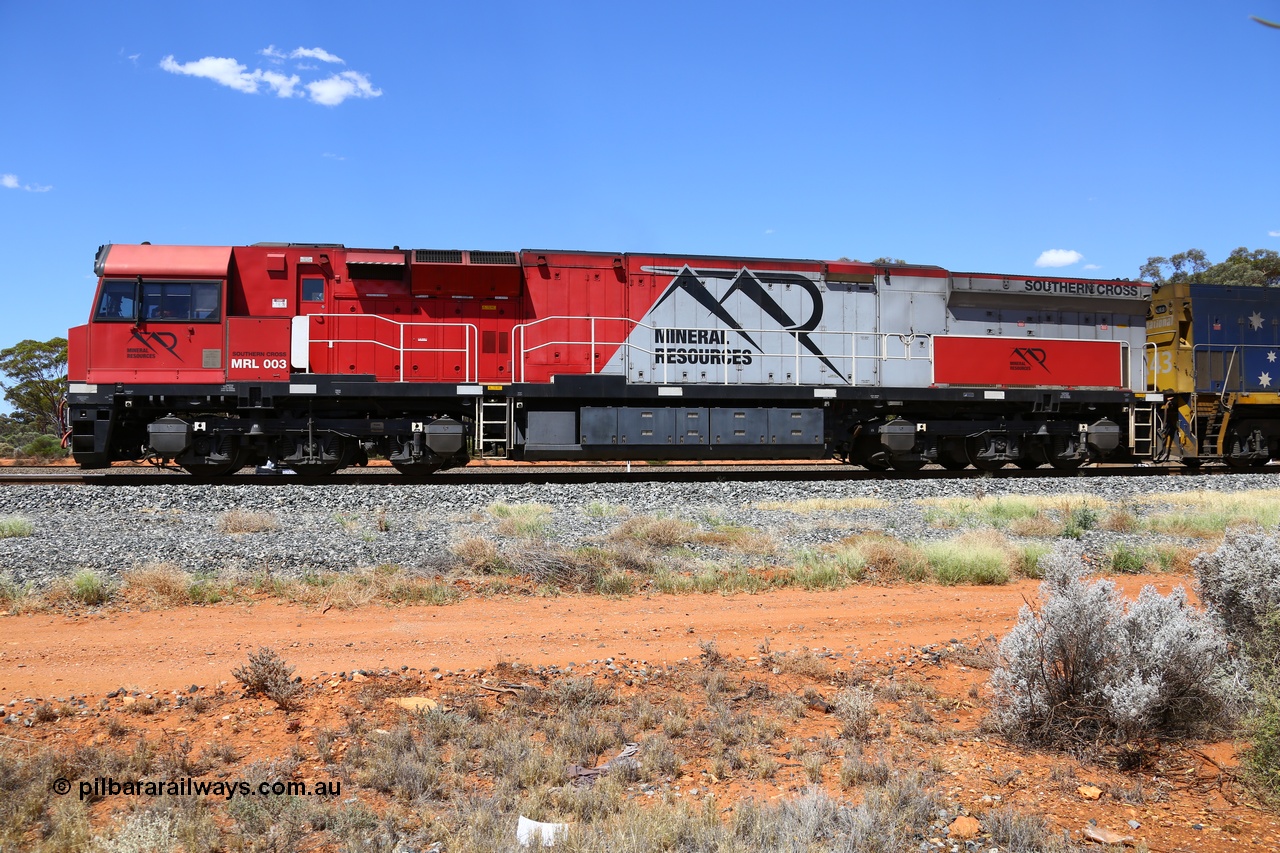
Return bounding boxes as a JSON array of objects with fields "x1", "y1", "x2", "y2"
[{"x1": 1, "y1": 1, "x2": 1277, "y2": 352}]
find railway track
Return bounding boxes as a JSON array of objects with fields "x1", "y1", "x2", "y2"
[{"x1": 0, "y1": 461, "x2": 1264, "y2": 486}]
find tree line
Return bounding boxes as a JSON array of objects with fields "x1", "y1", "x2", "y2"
[
  {"x1": 1, "y1": 245, "x2": 1276, "y2": 459},
  {"x1": 1, "y1": 338, "x2": 68, "y2": 461}
]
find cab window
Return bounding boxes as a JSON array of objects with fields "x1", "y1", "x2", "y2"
[
  {"x1": 138, "y1": 281, "x2": 222, "y2": 322},
  {"x1": 302, "y1": 277, "x2": 325, "y2": 303},
  {"x1": 94, "y1": 280, "x2": 138, "y2": 320}
]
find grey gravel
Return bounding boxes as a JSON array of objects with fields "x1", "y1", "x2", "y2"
[{"x1": 0, "y1": 473, "x2": 1274, "y2": 586}]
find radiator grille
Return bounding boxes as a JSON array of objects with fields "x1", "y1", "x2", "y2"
[
  {"x1": 414, "y1": 249, "x2": 463, "y2": 264},
  {"x1": 469, "y1": 251, "x2": 519, "y2": 266}
]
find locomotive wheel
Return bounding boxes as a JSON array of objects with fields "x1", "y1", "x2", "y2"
[
  {"x1": 862, "y1": 457, "x2": 891, "y2": 472},
  {"x1": 1225, "y1": 455, "x2": 1268, "y2": 469},
  {"x1": 935, "y1": 444, "x2": 969, "y2": 471},
  {"x1": 182, "y1": 449, "x2": 249, "y2": 480},
  {"x1": 966, "y1": 439, "x2": 1006, "y2": 471}
]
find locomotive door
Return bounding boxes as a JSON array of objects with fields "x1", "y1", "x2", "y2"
[
  {"x1": 295, "y1": 263, "x2": 330, "y2": 374},
  {"x1": 455, "y1": 298, "x2": 518, "y2": 384}
]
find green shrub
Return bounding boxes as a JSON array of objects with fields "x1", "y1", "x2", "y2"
[
  {"x1": 1062, "y1": 504, "x2": 1098, "y2": 539},
  {"x1": 18, "y1": 434, "x2": 66, "y2": 462}
]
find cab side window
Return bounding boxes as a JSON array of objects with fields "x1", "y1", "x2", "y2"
[
  {"x1": 302, "y1": 277, "x2": 325, "y2": 303},
  {"x1": 136, "y1": 280, "x2": 222, "y2": 322}
]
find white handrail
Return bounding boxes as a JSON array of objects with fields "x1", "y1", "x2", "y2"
[
  {"x1": 306, "y1": 314, "x2": 479, "y2": 382},
  {"x1": 510, "y1": 316, "x2": 936, "y2": 384}
]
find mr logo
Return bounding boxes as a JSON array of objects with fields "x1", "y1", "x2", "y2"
[
  {"x1": 1010, "y1": 347, "x2": 1048, "y2": 372},
  {"x1": 645, "y1": 264, "x2": 847, "y2": 381},
  {"x1": 129, "y1": 328, "x2": 183, "y2": 361}
]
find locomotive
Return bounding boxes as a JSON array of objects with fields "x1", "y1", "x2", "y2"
[
  {"x1": 65, "y1": 242, "x2": 1159, "y2": 476},
  {"x1": 1147, "y1": 281, "x2": 1280, "y2": 468}
]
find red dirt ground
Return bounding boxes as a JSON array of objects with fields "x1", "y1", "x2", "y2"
[{"x1": 2, "y1": 575, "x2": 1276, "y2": 850}]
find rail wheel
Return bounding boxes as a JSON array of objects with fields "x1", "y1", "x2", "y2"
[
  {"x1": 1225, "y1": 455, "x2": 1268, "y2": 470},
  {"x1": 966, "y1": 438, "x2": 1006, "y2": 471},
  {"x1": 936, "y1": 442, "x2": 969, "y2": 471}
]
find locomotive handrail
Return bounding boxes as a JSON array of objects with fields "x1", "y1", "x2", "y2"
[
  {"x1": 511, "y1": 316, "x2": 934, "y2": 385},
  {"x1": 305, "y1": 314, "x2": 479, "y2": 382},
  {"x1": 1142, "y1": 341, "x2": 1158, "y2": 392},
  {"x1": 1189, "y1": 342, "x2": 1280, "y2": 394}
]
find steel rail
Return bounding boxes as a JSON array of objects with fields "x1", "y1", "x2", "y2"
[{"x1": 0, "y1": 462, "x2": 1268, "y2": 487}]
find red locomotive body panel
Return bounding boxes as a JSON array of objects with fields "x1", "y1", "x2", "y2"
[
  {"x1": 933, "y1": 336, "x2": 1124, "y2": 388},
  {"x1": 518, "y1": 251, "x2": 627, "y2": 384},
  {"x1": 226, "y1": 318, "x2": 291, "y2": 381}
]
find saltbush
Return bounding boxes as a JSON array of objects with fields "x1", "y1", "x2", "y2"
[
  {"x1": 990, "y1": 544, "x2": 1240, "y2": 747},
  {"x1": 1193, "y1": 531, "x2": 1280, "y2": 665},
  {"x1": 1194, "y1": 532, "x2": 1280, "y2": 798}
]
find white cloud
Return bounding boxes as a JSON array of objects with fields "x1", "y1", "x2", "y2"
[
  {"x1": 1083, "y1": 263, "x2": 1101, "y2": 271},
  {"x1": 2, "y1": 173, "x2": 52, "y2": 192},
  {"x1": 161, "y1": 54, "x2": 261, "y2": 93},
  {"x1": 291, "y1": 47, "x2": 344, "y2": 64},
  {"x1": 1270, "y1": 230, "x2": 1280, "y2": 237},
  {"x1": 322, "y1": 152, "x2": 346, "y2": 161},
  {"x1": 306, "y1": 71, "x2": 381, "y2": 106},
  {"x1": 162, "y1": 51, "x2": 378, "y2": 106},
  {"x1": 259, "y1": 69, "x2": 302, "y2": 98},
  {"x1": 1035, "y1": 249, "x2": 1084, "y2": 268}
]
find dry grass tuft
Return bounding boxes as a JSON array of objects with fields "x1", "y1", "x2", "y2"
[
  {"x1": 696, "y1": 524, "x2": 777, "y2": 555},
  {"x1": 838, "y1": 533, "x2": 929, "y2": 583},
  {"x1": 272, "y1": 565, "x2": 461, "y2": 609},
  {"x1": 923, "y1": 531, "x2": 1013, "y2": 586},
  {"x1": 123, "y1": 562, "x2": 193, "y2": 607},
  {"x1": 486, "y1": 502, "x2": 552, "y2": 537},
  {"x1": 0, "y1": 516, "x2": 34, "y2": 538},
  {"x1": 215, "y1": 510, "x2": 278, "y2": 534},
  {"x1": 611, "y1": 515, "x2": 698, "y2": 547}
]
